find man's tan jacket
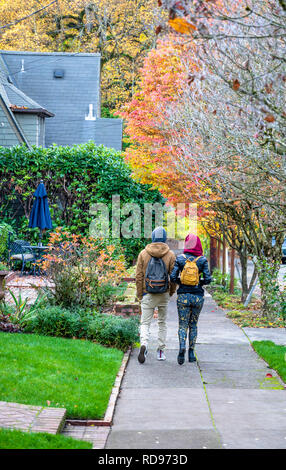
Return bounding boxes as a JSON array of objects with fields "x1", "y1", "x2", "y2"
[{"x1": 135, "y1": 242, "x2": 177, "y2": 300}]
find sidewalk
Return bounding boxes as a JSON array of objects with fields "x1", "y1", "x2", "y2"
[{"x1": 106, "y1": 293, "x2": 286, "y2": 449}]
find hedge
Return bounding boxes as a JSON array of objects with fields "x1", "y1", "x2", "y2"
[{"x1": 0, "y1": 142, "x2": 165, "y2": 262}]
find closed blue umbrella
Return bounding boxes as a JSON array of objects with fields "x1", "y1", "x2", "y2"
[{"x1": 29, "y1": 180, "x2": 52, "y2": 244}]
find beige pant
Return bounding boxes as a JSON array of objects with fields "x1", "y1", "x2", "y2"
[{"x1": 140, "y1": 292, "x2": 170, "y2": 351}]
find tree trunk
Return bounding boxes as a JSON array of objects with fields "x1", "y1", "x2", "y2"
[
  {"x1": 222, "y1": 236, "x2": 226, "y2": 275},
  {"x1": 239, "y1": 250, "x2": 249, "y2": 303},
  {"x1": 256, "y1": 258, "x2": 281, "y2": 319},
  {"x1": 217, "y1": 238, "x2": 221, "y2": 270},
  {"x1": 210, "y1": 236, "x2": 217, "y2": 273},
  {"x1": 229, "y1": 247, "x2": 235, "y2": 294}
]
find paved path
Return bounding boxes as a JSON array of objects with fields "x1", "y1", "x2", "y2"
[
  {"x1": 62, "y1": 424, "x2": 110, "y2": 449},
  {"x1": 5, "y1": 273, "x2": 54, "y2": 305},
  {"x1": 0, "y1": 401, "x2": 66, "y2": 434},
  {"x1": 106, "y1": 293, "x2": 286, "y2": 449}
]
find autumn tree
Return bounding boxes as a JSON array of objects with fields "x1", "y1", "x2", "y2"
[
  {"x1": 121, "y1": 0, "x2": 286, "y2": 316},
  {"x1": 159, "y1": 0, "x2": 286, "y2": 316}
]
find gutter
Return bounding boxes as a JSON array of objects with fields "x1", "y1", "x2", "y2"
[{"x1": 10, "y1": 106, "x2": 55, "y2": 118}]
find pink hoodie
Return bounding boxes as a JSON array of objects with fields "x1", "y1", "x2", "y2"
[{"x1": 183, "y1": 234, "x2": 203, "y2": 257}]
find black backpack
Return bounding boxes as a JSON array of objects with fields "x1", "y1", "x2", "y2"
[{"x1": 145, "y1": 256, "x2": 169, "y2": 294}]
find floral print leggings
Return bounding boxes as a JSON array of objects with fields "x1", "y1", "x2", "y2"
[{"x1": 177, "y1": 293, "x2": 204, "y2": 350}]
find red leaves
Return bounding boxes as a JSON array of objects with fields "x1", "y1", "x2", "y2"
[
  {"x1": 232, "y1": 79, "x2": 240, "y2": 91},
  {"x1": 187, "y1": 74, "x2": 195, "y2": 85},
  {"x1": 264, "y1": 114, "x2": 275, "y2": 123},
  {"x1": 155, "y1": 25, "x2": 162, "y2": 35},
  {"x1": 265, "y1": 83, "x2": 273, "y2": 94}
]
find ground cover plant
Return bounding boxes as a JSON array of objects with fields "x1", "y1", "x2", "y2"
[
  {"x1": 210, "y1": 287, "x2": 285, "y2": 328},
  {"x1": 0, "y1": 428, "x2": 92, "y2": 449},
  {"x1": 0, "y1": 332, "x2": 123, "y2": 419},
  {"x1": 252, "y1": 341, "x2": 286, "y2": 384}
]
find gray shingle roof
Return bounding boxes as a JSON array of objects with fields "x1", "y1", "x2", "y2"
[
  {"x1": 0, "y1": 53, "x2": 53, "y2": 118},
  {"x1": 3, "y1": 82, "x2": 54, "y2": 117},
  {"x1": 0, "y1": 51, "x2": 122, "y2": 150}
]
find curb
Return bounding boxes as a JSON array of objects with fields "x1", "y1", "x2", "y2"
[{"x1": 66, "y1": 348, "x2": 131, "y2": 427}]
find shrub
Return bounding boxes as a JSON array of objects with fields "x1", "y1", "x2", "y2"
[
  {"x1": 25, "y1": 306, "x2": 91, "y2": 339},
  {"x1": 0, "y1": 223, "x2": 13, "y2": 261},
  {"x1": 87, "y1": 313, "x2": 139, "y2": 351},
  {"x1": 212, "y1": 268, "x2": 238, "y2": 291},
  {"x1": 26, "y1": 305, "x2": 139, "y2": 350},
  {"x1": 40, "y1": 229, "x2": 127, "y2": 309}
]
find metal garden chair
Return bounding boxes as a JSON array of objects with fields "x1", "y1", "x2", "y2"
[{"x1": 8, "y1": 239, "x2": 36, "y2": 275}]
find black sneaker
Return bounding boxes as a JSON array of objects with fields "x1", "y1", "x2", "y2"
[
  {"x1": 188, "y1": 349, "x2": 196, "y2": 362},
  {"x1": 138, "y1": 345, "x2": 147, "y2": 364},
  {"x1": 177, "y1": 349, "x2": 185, "y2": 365}
]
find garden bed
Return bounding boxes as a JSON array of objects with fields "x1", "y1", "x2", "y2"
[{"x1": 208, "y1": 286, "x2": 285, "y2": 328}]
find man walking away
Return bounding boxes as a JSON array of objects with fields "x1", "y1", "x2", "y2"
[{"x1": 136, "y1": 227, "x2": 176, "y2": 363}]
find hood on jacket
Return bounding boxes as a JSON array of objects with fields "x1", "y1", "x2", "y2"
[
  {"x1": 184, "y1": 233, "x2": 203, "y2": 256},
  {"x1": 145, "y1": 242, "x2": 170, "y2": 258},
  {"x1": 152, "y1": 226, "x2": 167, "y2": 243}
]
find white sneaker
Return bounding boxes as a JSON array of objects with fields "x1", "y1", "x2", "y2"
[{"x1": 157, "y1": 349, "x2": 166, "y2": 361}]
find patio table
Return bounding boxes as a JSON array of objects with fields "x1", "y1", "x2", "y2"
[{"x1": 22, "y1": 245, "x2": 49, "y2": 275}]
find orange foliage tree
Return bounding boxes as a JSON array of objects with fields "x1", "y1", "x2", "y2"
[{"x1": 119, "y1": 36, "x2": 203, "y2": 205}]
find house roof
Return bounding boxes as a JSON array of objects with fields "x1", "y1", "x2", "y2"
[
  {"x1": 0, "y1": 50, "x2": 122, "y2": 150},
  {"x1": 1, "y1": 51, "x2": 103, "y2": 147},
  {"x1": 3, "y1": 82, "x2": 54, "y2": 117},
  {"x1": 0, "y1": 53, "x2": 54, "y2": 118}
]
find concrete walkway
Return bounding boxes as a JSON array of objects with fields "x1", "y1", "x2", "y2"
[{"x1": 106, "y1": 293, "x2": 286, "y2": 449}]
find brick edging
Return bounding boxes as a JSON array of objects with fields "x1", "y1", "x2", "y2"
[
  {"x1": 4, "y1": 271, "x2": 18, "y2": 284},
  {"x1": 66, "y1": 347, "x2": 131, "y2": 427}
]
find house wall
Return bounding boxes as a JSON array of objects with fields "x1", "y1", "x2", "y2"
[
  {"x1": 14, "y1": 114, "x2": 39, "y2": 146},
  {"x1": 92, "y1": 118, "x2": 123, "y2": 151},
  {"x1": 0, "y1": 105, "x2": 21, "y2": 147}
]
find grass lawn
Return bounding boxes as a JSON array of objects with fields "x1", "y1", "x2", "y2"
[
  {"x1": 0, "y1": 332, "x2": 123, "y2": 419},
  {"x1": 0, "y1": 428, "x2": 92, "y2": 449},
  {"x1": 252, "y1": 341, "x2": 286, "y2": 383}
]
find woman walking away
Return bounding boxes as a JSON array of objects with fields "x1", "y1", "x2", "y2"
[{"x1": 170, "y1": 234, "x2": 212, "y2": 365}]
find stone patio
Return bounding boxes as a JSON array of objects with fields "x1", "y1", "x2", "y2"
[{"x1": 5, "y1": 273, "x2": 54, "y2": 305}]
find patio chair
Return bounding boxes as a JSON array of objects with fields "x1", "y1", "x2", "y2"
[{"x1": 8, "y1": 240, "x2": 36, "y2": 275}]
